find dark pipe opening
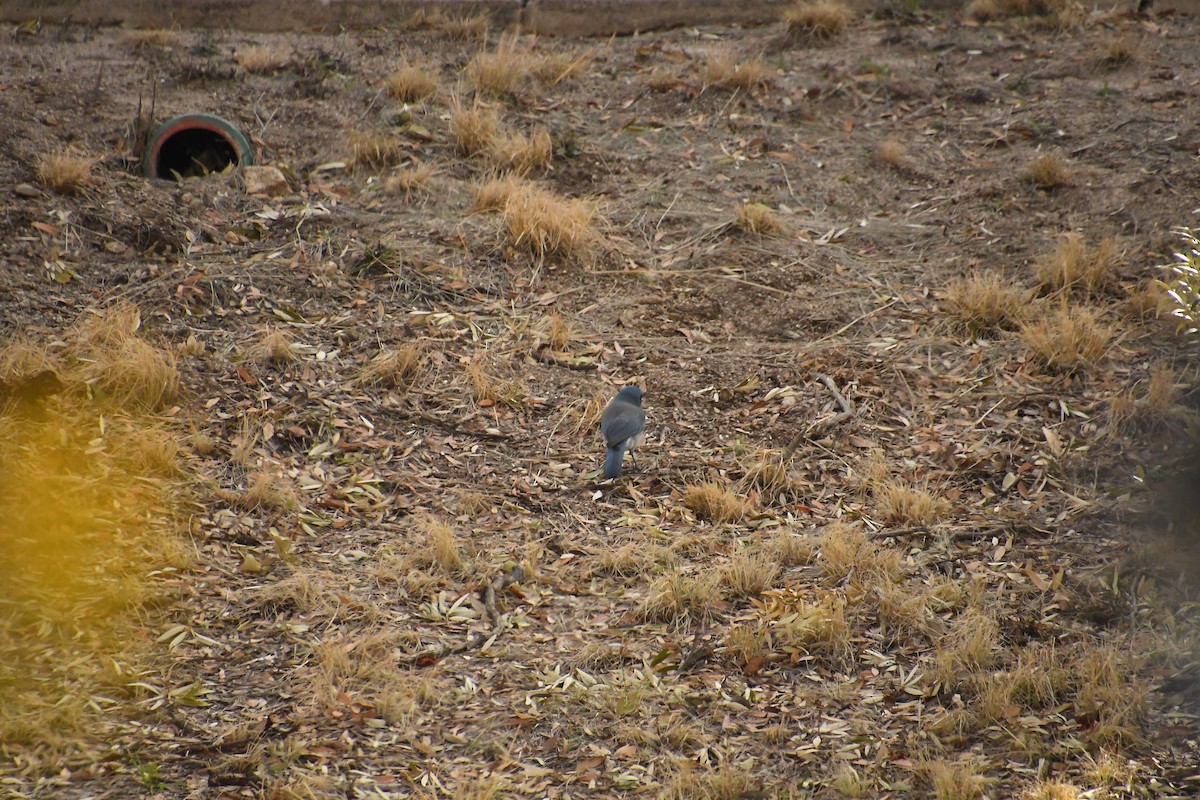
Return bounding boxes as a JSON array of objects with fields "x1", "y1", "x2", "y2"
[{"x1": 154, "y1": 128, "x2": 240, "y2": 180}]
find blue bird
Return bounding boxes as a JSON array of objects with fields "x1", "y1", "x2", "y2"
[{"x1": 601, "y1": 385, "x2": 645, "y2": 479}]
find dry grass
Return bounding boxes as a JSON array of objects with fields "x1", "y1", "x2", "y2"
[
  {"x1": 943, "y1": 270, "x2": 1034, "y2": 332},
  {"x1": 531, "y1": 49, "x2": 593, "y2": 85},
  {"x1": 1020, "y1": 304, "x2": 1113, "y2": 373},
  {"x1": 703, "y1": 50, "x2": 772, "y2": 91},
  {"x1": 438, "y1": 12, "x2": 489, "y2": 40},
  {"x1": 735, "y1": 202, "x2": 783, "y2": 236},
  {"x1": 1022, "y1": 781, "x2": 1081, "y2": 800},
  {"x1": 357, "y1": 345, "x2": 425, "y2": 389},
  {"x1": 931, "y1": 608, "x2": 1001, "y2": 689},
  {"x1": 784, "y1": 0, "x2": 854, "y2": 39},
  {"x1": 723, "y1": 548, "x2": 780, "y2": 598},
  {"x1": 773, "y1": 592, "x2": 852, "y2": 659},
  {"x1": 349, "y1": 131, "x2": 404, "y2": 169},
  {"x1": 471, "y1": 173, "x2": 527, "y2": 212},
  {"x1": 36, "y1": 149, "x2": 94, "y2": 193},
  {"x1": 659, "y1": 762, "x2": 760, "y2": 800},
  {"x1": 1101, "y1": 34, "x2": 1137, "y2": 66},
  {"x1": 71, "y1": 304, "x2": 179, "y2": 411},
  {"x1": 123, "y1": 28, "x2": 178, "y2": 48},
  {"x1": 967, "y1": 0, "x2": 1082, "y2": 24},
  {"x1": 0, "y1": 315, "x2": 189, "y2": 763},
  {"x1": 237, "y1": 470, "x2": 300, "y2": 512},
  {"x1": 236, "y1": 42, "x2": 293, "y2": 73},
  {"x1": 817, "y1": 522, "x2": 903, "y2": 587},
  {"x1": 451, "y1": 99, "x2": 501, "y2": 157},
  {"x1": 421, "y1": 515, "x2": 466, "y2": 576},
  {"x1": 1073, "y1": 642, "x2": 1148, "y2": 747},
  {"x1": 875, "y1": 138, "x2": 908, "y2": 168},
  {"x1": 637, "y1": 570, "x2": 724, "y2": 624},
  {"x1": 488, "y1": 127, "x2": 553, "y2": 174},
  {"x1": 384, "y1": 61, "x2": 439, "y2": 102},
  {"x1": 384, "y1": 164, "x2": 435, "y2": 198},
  {"x1": 683, "y1": 481, "x2": 749, "y2": 524},
  {"x1": 744, "y1": 450, "x2": 799, "y2": 499},
  {"x1": 1034, "y1": 233, "x2": 1120, "y2": 297},
  {"x1": 465, "y1": 357, "x2": 499, "y2": 405},
  {"x1": 913, "y1": 758, "x2": 989, "y2": 800},
  {"x1": 498, "y1": 182, "x2": 599, "y2": 261},
  {"x1": 876, "y1": 479, "x2": 951, "y2": 526},
  {"x1": 451, "y1": 99, "x2": 551, "y2": 174},
  {"x1": 1025, "y1": 151, "x2": 1073, "y2": 189},
  {"x1": 251, "y1": 328, "x2": 297, "y2": 365},
  {"x1": 468, "y1": 33, "x2": 529, "y2": 97},
  {"x1": 543, "y1": 312, "x2": 574, "y2": 350}
]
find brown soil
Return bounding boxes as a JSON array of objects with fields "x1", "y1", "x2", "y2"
[{"x1": 2, "y1": 6, "x2": 1200, "y2": 799}]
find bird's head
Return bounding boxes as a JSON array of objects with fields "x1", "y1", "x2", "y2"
[{"x1": 616, "y1": 385, "x2": 644, "y2": 405}]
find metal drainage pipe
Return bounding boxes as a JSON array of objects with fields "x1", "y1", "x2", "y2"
[{"x1": 143, "y1": 113, "x2": 254, "y2": 180}]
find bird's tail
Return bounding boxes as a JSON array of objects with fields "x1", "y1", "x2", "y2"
[{"x1": 603, "y1": 442, "x2": 626, "y2": 479}]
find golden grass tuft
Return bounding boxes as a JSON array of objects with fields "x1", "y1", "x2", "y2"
[
  {"x1": 703, "y1": 50, "x2": 772, "y2": 91},
  {"x1": 384, "y1": 164, "x2": 435, "y2": 199},
  {"x1": 465, "y1": 357, "x2": 499, "y2": 406},
  {"x1": 784, "y1": 0, "x2": 854, "y2": 39},
  {"x1": 543, "y1": 311, "x2": 575, "y2": 350},
  {"x1": 1022, "y1": 781, "x2": 1082, "y2": 800},
  {"x1": 735, "y1": 202, "x2": 783, "y2": 236},
  {"x1": 637, "y1": 570, "x2": 724, "y2": 623},
  {"x1": 237, "y1": 470, "x2": 300, "y2": 512},
  {"x1": 531, "y1": 49, "x2": 593, "y2": 85},
  {"x1": 931, "y1": 608, "x2": 1001, "y2": 689},
  {"x1": 357, "y1": 345, "x2": 426, "y2": 390},
  {"x1": 487, "y1": 127, "x2": 553, "y2": 174},
  {"x1": 1020, "y1": 304, "x2": 1113, "y2": 373},
  {"x1": 499, "y1": 182, "x2": 598, "y2": 261},
  {"x1": 817, "y1": 522, "x2": 903, "y2": 587},
  {"x1": 349, "y1": 131, "x2": 404, "y2": 170},
  {"x1": 236, "y1": 42, "x2": 293, "y2": 73},
  {"x1": 723, "y1": 548, "x2": 780, "y2": 598},
  {"x1": 0, "y1": 318, "x2": 189, "y2": 764},
  {"x1": 468, "y1": 33, "x2": 529, "y2": 97},
  {"x1": 1024, "y1": 150, "x2": 1073, "y2": 189},
  {"x1": 1101, "y1": 35, "x2": 1137, "y2": 66},
  {"x1": 659, "y1": 763, "x2": 760, "y2": 800},
  {"x1": 438, "y1": 12, "x2": 490, "y2": 40},
  {"x1": 421, "y1": 515, "x2": 466, "y2": 576},
  {"x1": 36, "y1": 149, "x2": 94, "y2": 193},
  {"x1": 875, "y1": 138, "x2": 908, "y2": 168},
  {"x1": 123, "y1": 28, "x2": 178, "y2": 48},
  {"x1": 471, "y1": 173, "x2": 527, "y2": 212},
  {"x1": 1034, "y1": 233, "x2": 1120, "y2": 297},
  {"x1": 384, "y1": 61, "x2": 439, "y2": 102},
  {"x1": 251, "y1": 328, "x2": 297, "y2": 365},
  {"x1": 912, "y1": 758, "x2": 989, "y2": 800},
  {"x1": 683, "y1": 481, "x2": 749, "y2": 524},
  {"x1": 71, "y1": 304, "x2": 179, "y2": 411},
  {"x1": 943, "y1": 270, "x2": 1033, "y2": 332},
  {"x1": 745, "y1": 450, "x2": 798, "y2": 499},
  {"x1": 774, "y1": 592, "x2": 851, "y2": 659},
  {"x1": 451, "y1": 99, "x2": 501, "y2": 157},
  {"x1": 876, "y1": 479, "x2": 951, "y2": 526}
]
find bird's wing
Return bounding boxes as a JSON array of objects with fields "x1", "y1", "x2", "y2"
[{"x1": 602, "y1": 406, "x2": 645, "y2": 447}]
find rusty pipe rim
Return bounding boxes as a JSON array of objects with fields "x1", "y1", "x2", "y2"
[{"x1": 142, "y1": 113, "x2": 254, "y2": 180}]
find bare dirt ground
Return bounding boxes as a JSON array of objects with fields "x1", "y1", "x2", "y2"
[{"x1": 2, "y1": 5, "x2": 1200, "y2": 799}]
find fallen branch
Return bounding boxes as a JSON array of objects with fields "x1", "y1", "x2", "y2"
[
  {"x1": 531, "y1": 343, "x2": 598, "y2": 371},
  {"x1": 782, "y1": 372, "x2": 855, "y2": 461},
  {"x1": 399, "y1": 564, "x2": 525, "y2": 666}
]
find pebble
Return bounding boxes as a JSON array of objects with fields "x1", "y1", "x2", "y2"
[{"x1": 14, "y1": 183, "x2": 39, "y2": 197}]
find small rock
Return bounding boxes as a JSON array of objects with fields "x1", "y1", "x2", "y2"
[
  {"x1": 242, "y1": 165, "x2": 289, "y2": 197},
  {"x1": 14, "y1": 183, "x2": 39, "y2": 197}
]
